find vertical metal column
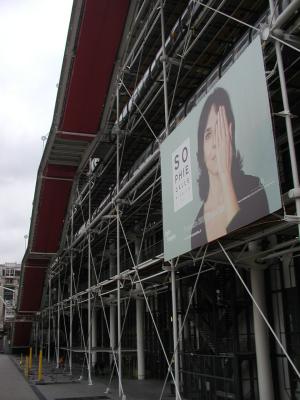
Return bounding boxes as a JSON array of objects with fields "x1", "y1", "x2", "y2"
[
  {"x1": 269, "y1": 0, "x2": 300, "y2": 237},
  {"x1": 109, "y1": 243, "x2": 117, "y2": 367},
  {"x1": 92, "y1": 308, "x2": 97, "y2": 367},
  {"x1": 35, "y1": 321, "x2": 38, "y2": 358},
  {"x1": 269, "y1": 235, "x2": 291, "y2": 400},
  {"x1": 109, "y1": 303, "x2": 117, "y2": 362},
  {"x1": 69, "y1": 209, "x2": 73, "y2": 375},
  {"x1": 177, "y1": 282, "x2": 184, "y2": 389},
  {"x1": 48, "y1": 276, "x2": 51, "y2": 363},
  {"x1": 160, "y1": 1, "x2": 180, "y2": 398},
  {"x1": 249, "y1": 241, "x2": 274, "y2": 400},
  {"x1": 136, "y1": 293, "x2": 145, "y2": 379},
  {"x1": 88, "y1": 160, "x2": 93, "y2": 385},
  {"x1": 56, "y1": 275, "x2": 60, "y2": 369},
  {"x1": 116, "y1": 82, "x2": 122, "y2": 398},
  {"x1": 41, "y1": 312, "x2": 43, "y2": 353},
  {"x1": 134, "y1": 233, "x2": 145, "y2": 380}
]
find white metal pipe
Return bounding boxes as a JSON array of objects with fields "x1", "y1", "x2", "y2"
[
  {"x1": 272, "y1": 0, "x2": 300, "y2": 30},
  {"x1": 249, "y1": 241, "x2": 274, "y2": 400},
  {"x1": 41, "y1": 314, "x2": 43, "y2": 352},
  {"x1": 0, "y1": 286, "x2": 16, "y2": 293},
  {"x1": 110, "y1": 299, "x2": 117, "y2": 366},
  {"x1": 34, "y1": 321, "x2": 38, "y2": 358},
  {"x1": 50, "y1": 142, "x2": 159, "y2": 257},
  {"x1": 92, "y1": 308, "x2": 97, "y2": 367},
  {"x1": 250, "y1": 271, "x2": 275, "y2": 398},
  {"x1": 170, "y1": 267, "x2": 180, "y2": 399},
  {"x1": 160, "y1": 1, "x2": 180, "y2": 398},
  {"x1": 219, "y1": 242, "x2": 276, "y2": 400},
  {"x1": 176, "y1": 282, "x2": 184, "y2": 393},
  {"x1": 275, "y1": 40, "x2": 300, "y2": 236},
  {"x1": 221, "y1": 242, "x2": 300, "y2": 393},
  {"x1": 135, "y1": 235, "x2": 145, "y2": 380},
  {"x1": 48, "y1": 277, "x2": 51, "y2": 363},
  {"x1": 118, "y1": 0, "x2": 201, "y2": 126},
  {"x1": 109, "y1": 243, "x2": 117, "y2": 368},
  {"x1": 88, "y1": 161, "x2": 93, "y2": 386},
  {"x1": 116, "y1": 82, "x2": 123, "y2": 398},
  {"x1": 56, "y1": 276, "x2": 60, "y2": 369},
  {"x1": 69, "y1": 209, "x2": 73, "y2": 375},
  {"x1": 259, "y1": 245, "x2": 300, "y2": 261},
  {"x1": 269, "y1": 235, "x2": 291, "y2": 400},
  {"x1": 269, "y1": 0, "x2": 300, "y2": 239},
  {"x1": 241, "y1": 238, "x2": 299, "y2": 262},
  {"x1": 45, "y1": 220, "x2": 290, "y2": 311},
  {"x1": 124, "y1": 0, "x2": 161, "y2": 70},
  {"x1": 136, "y1": 289, "x2": 145, "y2": 380}
]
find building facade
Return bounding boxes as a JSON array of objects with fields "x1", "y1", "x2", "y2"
[
  {"x1": 13, "y1": 1, "x2": 300, "y2": 399},
  {"x1": 0, "y1": 263, "x2": 20, "y2": 351}
]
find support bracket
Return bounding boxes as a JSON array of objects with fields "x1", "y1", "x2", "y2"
[
  {"x1": 288, "y1": 188, "x2": 300, "y2": 199},
  {"x1": 273, "y1": 110, "x2": 298, "y2": 118}
]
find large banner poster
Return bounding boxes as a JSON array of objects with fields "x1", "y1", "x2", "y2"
[{"x1": 161, "y1": 37, "x2": 281, "y2": 261}]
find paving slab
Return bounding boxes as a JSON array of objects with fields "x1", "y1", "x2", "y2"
[
  {"x1": 12, "y1": 355, "x2": 177, "y2": 400},
  {"x1": 35, "y1": 376, "x2": 176, "y2": 400},
  {"x1": 0, "y1": 354, "x2": 40, "y2": 400}
]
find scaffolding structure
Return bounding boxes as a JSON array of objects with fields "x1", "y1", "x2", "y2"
[{"x1": 18, "y1": 1, "x2": 300, "y2": 399}]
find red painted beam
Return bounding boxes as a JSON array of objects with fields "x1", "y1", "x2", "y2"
[
  {"x1": 25, "y1": 259, "x2": 51, "y2": 267},
  {"x1": 31, "y1": 177, "x2": 73, "y2": 253},
  {"x1": 19, "y1": 268, "x2": 47, "y2": 312},
  {"x1": 59, "y1": 0, "x2": 129, "y2": 136},
  {"x1": 12, "y1": 322, "x2": 32, "y2": 347}
]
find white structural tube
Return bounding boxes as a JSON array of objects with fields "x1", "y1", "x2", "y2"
[
  {"x1": 160, "y1": 1, "x2": 180, "y2": 398},
  {"x1": 269, "y1": 0, "x2": 300, "y2": 238},
  {"x1": 136, "y1": 290, "x2": 145, "y2": 380},
  {"x1": 272, "y1": 0, "x2": 300, "y2": 30},
  {"x1": 249, "y1": 242, "x2": 274, "y2": 400},
  {"x1": 48, "y1": 277, "x2": 51, "y2": 363},
  {"x1": 109, "y1": 244, "x2": 117, "y2": 367},
  {"x1": 69, "y1": 209, "x2": 74, "y2": 375},
  {"x1": 92, "y1": 308, "x2": 97, "y2": 367},
  {"x1": 135, "y1": 233, "x2": 145, "y2": 380},
  {"x1": 87, "y1": 162, "x2": 93, "y2": 386},
  {"x1": 110, "y1": 300, "x2": 117, "y2": 366},
  {"x1": 56, "y1": 277, "x2": 60, "y2": 369}
]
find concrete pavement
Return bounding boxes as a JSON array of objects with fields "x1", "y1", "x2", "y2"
[
  {"x1": 7, "y1": 354, "x2": 177, "y2": 400},
  {"x1": 0, "y1": 354, "x2": 40, "y2": 400}
]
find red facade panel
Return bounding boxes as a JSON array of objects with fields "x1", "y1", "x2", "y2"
[
  {"x1": 59, "y1": 0, "x2": 129, "y2": 135},
  {"x1": 25, "y1": 258, "x2": 50, "y2": 267},
  {"x1": 31, "y1": 178, "x2": 73, "y2": 253},
  {"x1": 44, "y1": 164, "x2": 77, "y2": 179},
  {"x1": 12, "y1": 322, "x2": 32, "y2": 347},
  {"x1": 19, "y1": 268, "x2": 47, "y2": 312}
]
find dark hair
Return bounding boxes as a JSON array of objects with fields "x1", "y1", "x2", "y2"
[{"x1": 197, "y1": 87, "x2": 242, "y2": 201}]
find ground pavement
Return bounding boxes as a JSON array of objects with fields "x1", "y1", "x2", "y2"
[
  {"x1": 0, "y1": 354, "x2": 40, "y2": 400},
  {"x1": 5, "y1": 354, "x2": 177, "y2": 400}
]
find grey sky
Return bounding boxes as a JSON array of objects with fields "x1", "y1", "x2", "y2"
[{"x1": 0, "y1": 0, "x2": 73, "y2": 263}]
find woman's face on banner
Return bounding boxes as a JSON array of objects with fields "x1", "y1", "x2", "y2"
[{"x1": 203, "y1": 103, "x2": 218, "y2": 176}]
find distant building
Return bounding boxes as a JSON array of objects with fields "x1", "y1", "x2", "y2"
[{"x1": 0, "y1": 263, "x2": 20, "y2": 350}]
